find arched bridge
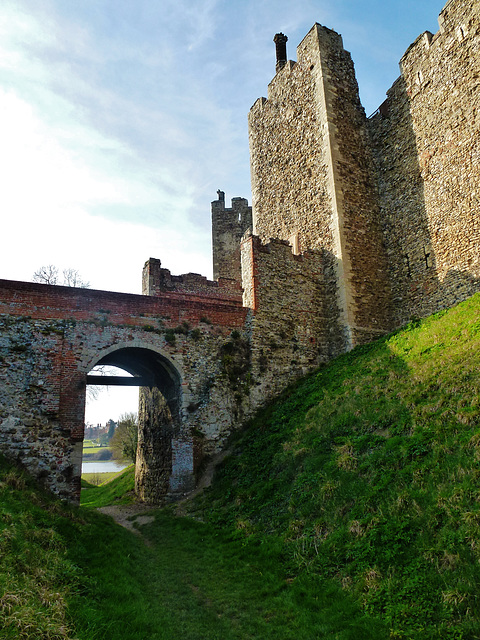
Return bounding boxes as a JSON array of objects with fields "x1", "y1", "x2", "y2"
[{"x1": 0, "y1": 276, "x2": 247, "y2": 502}]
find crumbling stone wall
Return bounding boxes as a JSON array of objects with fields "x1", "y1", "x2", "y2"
[
  {"x1": 142, "y1": 257, "x2": 241, "y2": 298},
  {"x1": 368, "y1": 0, "x2": 480, "y2": 325}
]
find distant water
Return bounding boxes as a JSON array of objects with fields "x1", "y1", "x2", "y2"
[{"x1": 82, "y1": 460, "x2": 129, "y2": 474}]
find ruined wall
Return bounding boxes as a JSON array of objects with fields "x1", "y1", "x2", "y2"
[
  {"x1": 0, "y1": 279, "x2": 247, "y2": 501},
  {"x1": 142, "y1": 257, "x2": 241, "y2": 298},
  {"x1": 369, "y1": 0, "x2": 480, "y2": 326},
  {"x1": 249, "y1": 24, "x2": 392, "y2": 348},
  {"x1": 241, "y1": 234, "x2": 343, "y2": 404},
  {"x1": 211, "y1": 191, "x2": 252, "y2": 282}
]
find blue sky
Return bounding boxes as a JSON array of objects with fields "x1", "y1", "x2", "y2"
[{"x1": 0, "y1": 0, "x2": 446, "y2": 295}]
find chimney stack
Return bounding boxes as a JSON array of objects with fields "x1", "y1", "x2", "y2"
[{"x1": 273, "y1": 33, "x2": 288, "y2": 72}]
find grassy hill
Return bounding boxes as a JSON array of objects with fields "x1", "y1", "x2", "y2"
[
  {"x1": 0, "y1": 457, "x2": 384, "y2": 639},
  {"x1": 1, "y1": 292, "x2": 479, "y2": 639},
  {"x1": 190, "y1": 292, "x2": 480, "y2": 638}
]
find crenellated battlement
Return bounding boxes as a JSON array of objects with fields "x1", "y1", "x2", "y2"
[
  {"x1": 367, "y1": 0, "x2": 480, "y2": 326},
  {"x1": 142, "y1": 257, "x2": 241, "y2": 299}
]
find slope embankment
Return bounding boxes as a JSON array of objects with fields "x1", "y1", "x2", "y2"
[
  {"x1": 190, "y1": 292, "x2": 480, "y2": 638},
  {"x1": 1, "y1": 292, "x2": 479, "y2": 639}
]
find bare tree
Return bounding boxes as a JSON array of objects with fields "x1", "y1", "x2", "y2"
[
  {"x1": 86, "y1": 365, "x2": 120, "y2": 403},
  {"x1": 32, "y1": 264, "x2": 59, "y2": 285},
  {"x1": 62, "y1": 268, "x2": 90, "y2": 288},
  {"x1": 32, "y1": 265, "x2": 90, "y2": 288}
]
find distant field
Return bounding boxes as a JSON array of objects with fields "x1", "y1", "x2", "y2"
[
  {"x1": 81, "y1": 470, "x2": 124, "y2": 485},
  {"x1": 83, "y1": 440, "x2": 111, "y2": 454}
]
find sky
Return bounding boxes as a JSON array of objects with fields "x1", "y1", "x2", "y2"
[{"x1": 0, "y1": 0, "x2": 447, "y2": 423}]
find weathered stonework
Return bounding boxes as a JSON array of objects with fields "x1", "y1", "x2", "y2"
[
  {"x1": 241, "y1": 234, "x2": 343, "y2": 405},
  {"x1": 0, "y1": 279, "x2": 247, "y2": 501},
  {"x1": 248, "y1": 24, "x2": 393, "y2": 348},
  {"x1": 211, "y1": 191, "x2": 252, "y2": 282},
  {"x1": 368, "y1": 0, "x2": 480, "y2": 325},
  {"x1": 0, "y1": 0, "x2": 478, "y2": 503}
]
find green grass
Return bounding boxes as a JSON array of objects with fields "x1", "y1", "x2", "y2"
[
  {"x1": 82, "y1": 445, "x2": 111, "y2": 454},
  {"x1": 0, "y1": 457, "x2": 383, "y2": 639},
  {"x1": 82, "y1": 470, "x2": 125, "y2": 485},
  {"x1": 190, "y1": 292, "x2": 480, "y2": 639},
  {"x1": 82, "y1": 441, "x2": 111, "y2": 453},
  {"x1": 81, "y1": 465, "x2": 136, "y2": 508},
  {"x1": 2, "y1": 292, "x2": 480, "y2": 639}
]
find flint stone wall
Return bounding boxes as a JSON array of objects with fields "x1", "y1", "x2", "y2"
[
  {"x1": 369, "y1": 0, "x2": 480, "y2": 326},
  {"x1": 241, "y1": 234, "x2": 343, "y2": 406},
  {"x1": 248, "y1": 24, "x2": 392, "y2": 348}
]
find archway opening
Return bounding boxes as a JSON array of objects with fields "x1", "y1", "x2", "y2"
[
  {"x1": 83, "y1": 347, "x2": 183, "y2": 502},
  {"x1": 83, "y1": 364, "x2": 138, "y2": 485}
]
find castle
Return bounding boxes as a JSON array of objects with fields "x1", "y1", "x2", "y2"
[
  {"x1": 199, "y1": 0, "x2": 479, "y2": 407},
  {"x1": 0, "y1": 0, "x2": 478, "y2": 502}
]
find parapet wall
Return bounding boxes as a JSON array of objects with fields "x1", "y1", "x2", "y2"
[
  {"x1": 368, "y1": 0, "x2": 480, "y2": 325},
  {"x1": 142, "y1": 257, "x2": 242, "y2": 299}
]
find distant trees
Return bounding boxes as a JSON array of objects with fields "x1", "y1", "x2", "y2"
[
  {"x1": 107, "y1": 419, "x2": 117, "y2": 441},
  {"x1": 32, "y1": 265, "x2": 90, "y2": 288},
  {"x1": 110, "y1": 413, "x2": 138, "y2": 464}
]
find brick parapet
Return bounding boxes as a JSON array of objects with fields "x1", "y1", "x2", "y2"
[{"x1": 0, "y1": 278, "x2": 246, "y2": 329}]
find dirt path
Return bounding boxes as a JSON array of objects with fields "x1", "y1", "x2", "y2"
[
  {"x1": 97, "y1": 449, "x2": 231, "y2": 533},
  {"x1": 97, "y1": 504, "x2": 156, "y2": 537}
]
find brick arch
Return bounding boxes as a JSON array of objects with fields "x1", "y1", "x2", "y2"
[{"x1": 81, "y1": 340, "x2": 185, "y2": 381}]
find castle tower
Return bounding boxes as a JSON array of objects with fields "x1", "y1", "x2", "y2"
[
  {"x1": 211, "y1": 190, "x2": 252, "y2": 282},
  {"x1": 248, "y1": 25, "x2": 392, "y2": 347}
]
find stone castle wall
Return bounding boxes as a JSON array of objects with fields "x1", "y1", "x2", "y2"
[
  {"x1": 142, "y1": 257, "x2": 241, "y2": 298},
  {"x1": 211, "y1": 192, "x2": 252, "y2": 282},
  {"x1": 248, "y1": 24, "x2": 392, "y2": 349},
  {"x1": 368, "y1": 0, "x2": 480, "y2": 326},
  {"x1": 241, "y1": 235, "x2": 343, "y2": 405},
  {"x1": 247, "y1": 0, "x2": 479, "y2": 341}
]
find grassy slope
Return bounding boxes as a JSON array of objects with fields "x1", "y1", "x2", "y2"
[
  {"x1": 190, "y1": 292, "x2": 480, "y2": 639},
  {"x1": 81, "y1": 465, "x2": 136, "y2": 507},
  {"x1": 1, "y1": 293, "x2": 479, "y2": 639},
  {"x1": 0, "y1": 457, "x2": 383, "y2": 639}
]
